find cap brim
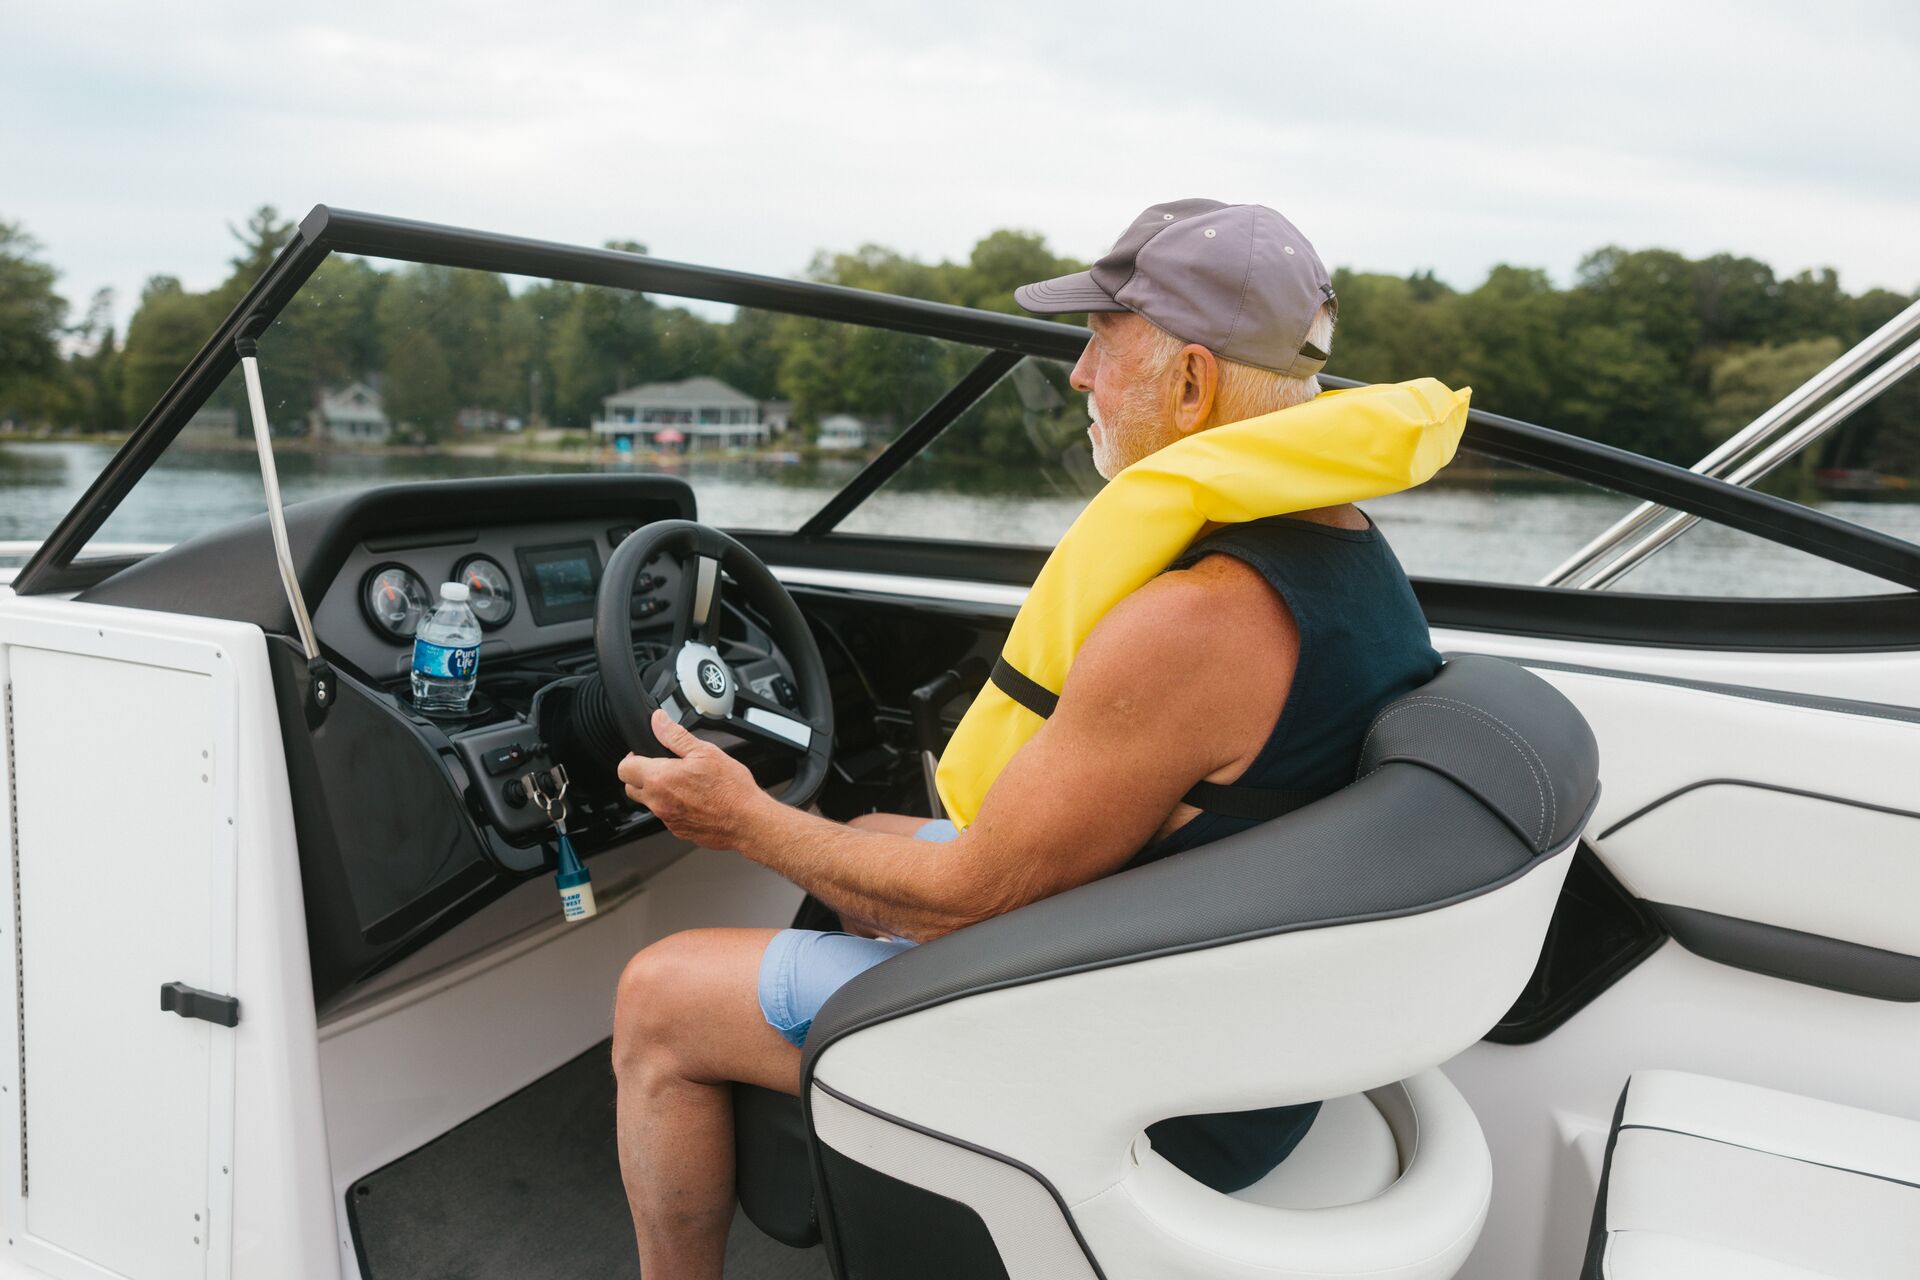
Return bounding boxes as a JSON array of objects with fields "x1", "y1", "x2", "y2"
[{"x1": 1014, "y1": 271, "x2": 1130, "y2": 315}]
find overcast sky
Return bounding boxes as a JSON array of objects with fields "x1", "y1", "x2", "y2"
[{"x1": 5, "y1": 0, "x2": 1917, "y2": 329}]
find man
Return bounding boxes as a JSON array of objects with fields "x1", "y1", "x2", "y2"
[{"x1": 612, "y1": 198, "x2": 1442, "y2": 1277}]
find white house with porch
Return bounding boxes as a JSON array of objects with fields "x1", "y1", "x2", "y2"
[
  {"x1": 593, "y1": 376, "x2": 769, "y2": 451},
  {"x1": 310, "y1": 382, "x2": 390, "y2": 444},
  {"x1": 816, "y1": 413, "x2": 871, "y2": 451}
]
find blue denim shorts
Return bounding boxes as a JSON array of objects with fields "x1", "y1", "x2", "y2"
[{"x1": 756, "y1": 818, "x2": 957, "y2": 1047}]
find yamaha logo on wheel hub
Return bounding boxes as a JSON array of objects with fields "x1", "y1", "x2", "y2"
[{"x1": 675, "y1": 641, "x2": 737, "y2": 718}]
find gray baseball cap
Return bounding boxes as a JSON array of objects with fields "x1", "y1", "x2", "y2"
[{"x1": 1015, "y1": 198, "x2": 1338, "y2": 378}]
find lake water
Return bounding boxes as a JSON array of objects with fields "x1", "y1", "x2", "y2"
[{"x1": 3, "y1": 439, "x2": 1917, "y2": 598}]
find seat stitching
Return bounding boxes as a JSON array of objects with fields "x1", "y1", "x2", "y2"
[
  {"x1": 1357, "y1": 699, "x2": 1422, "y2": 762},
  {"x1": 1360, "y1": 698, "x2": 1547, "y2": 845},
  {"x1": 1394, "y1": 698, "x2": 1549, "y2": 845},
  {"x1": 1402, "y1": 695, "x2": 1558, "y2": 840},
  {"x1": 1363, "y1": 696, "x2": 1554, "y2": 840}
]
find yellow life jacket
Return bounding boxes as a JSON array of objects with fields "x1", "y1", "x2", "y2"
[{"x1": 932, "y1": 378, "x2": 1471, "y2": 829}]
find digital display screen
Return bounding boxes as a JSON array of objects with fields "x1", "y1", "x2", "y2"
[
  {"x1": 534, "y1": 556, "x2": 595, "y2": 607},
  {"x1": 516, "y1": 541, "x2": 602, "y2": 625}
]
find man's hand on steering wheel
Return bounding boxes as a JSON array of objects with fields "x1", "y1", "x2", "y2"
[
  {"x1": 593, "y1": 519, "x2": 835, "y2": 817},
  {"x1": 617, "y1": 709, "x2": 769, "y2": 850}
]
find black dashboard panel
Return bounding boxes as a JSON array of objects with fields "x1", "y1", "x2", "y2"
[
  {"x1": 313, "y1": 518, "x2": 683, "y2": 680},
  {"x1": 78, "y1": 473, "x2": 697, "y2": 638}
]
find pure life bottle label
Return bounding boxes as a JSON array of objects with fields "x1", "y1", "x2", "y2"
[
  {"x1": 412, "y1": 581, "x2": 483, "y2": 712},
  {"x1": 413, "y1": 639, "x2": 479, "y2": 680}
]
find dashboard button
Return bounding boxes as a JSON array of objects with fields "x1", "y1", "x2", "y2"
[{"x1": 482, "y1": 743, "x2": 528, "y2": 776}]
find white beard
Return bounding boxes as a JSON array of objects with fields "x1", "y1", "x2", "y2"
[
  {"x1": 1088, "y1": 388, "x2": 1177, "y2": 481},
  {"x1": 1088, "y1": 399, "x2": 1120, "y2": 481}
]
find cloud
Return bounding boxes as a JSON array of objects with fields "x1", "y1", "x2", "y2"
[{"x1": 3, "y1": 0, "x2": 1916, "y2": 329}]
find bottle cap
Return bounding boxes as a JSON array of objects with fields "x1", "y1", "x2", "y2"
[{"x1": 440, "y1": 582, "x2": 470, "y2": 602}]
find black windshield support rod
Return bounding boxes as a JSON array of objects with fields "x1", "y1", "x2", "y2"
[
  {"x1": 798, "y1": 349, "x2": 1026, "y2": 538},
  {"x1": 1309, "y1": 374, "x2": 1920, "y2": 592},
  {"x1": 308, "y1": 207, "x2": 1088, "y2": 364},
  {"x1": 1458, "y1": 405, "x2": 1920, "y2": 591}
]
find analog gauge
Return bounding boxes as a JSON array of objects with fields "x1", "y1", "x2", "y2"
[
  {"x1": 361, "y1": 564, "x2": 433, "y2": 642},
  {"x1": 453, "y1": 554, "x2": 516, "y2": 628}
]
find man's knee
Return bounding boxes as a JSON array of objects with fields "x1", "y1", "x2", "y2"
[{"x1": 614, "y1": 931, "x2": 709, "y2": 1070}]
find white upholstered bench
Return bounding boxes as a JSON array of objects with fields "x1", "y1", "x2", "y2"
[{"x1": 1583, "y1": 1069, "x2": 1920, "y2": 1279}]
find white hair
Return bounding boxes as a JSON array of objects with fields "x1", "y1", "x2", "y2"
[{"x1": 1138, "y1": 302, "x2": 1336, "y2": 424}]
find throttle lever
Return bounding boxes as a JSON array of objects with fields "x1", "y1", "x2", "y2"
[{"x1": 908, "y1": 657, "x2": 988, "y2": 819}]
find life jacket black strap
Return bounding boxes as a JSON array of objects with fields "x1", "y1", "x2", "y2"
[
  {"x1": 1178, "y1": 780, "x2": 1323, "y2": 822},
  {"x1": 993, "y1": 654, "x2": 1322, "y2": 823},
  {"x1": 990, "y1": 656, "x2": 1058, "y2": 719}
]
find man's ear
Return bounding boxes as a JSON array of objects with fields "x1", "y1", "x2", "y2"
[{"x1": 1169, "y1": 344, "x2": 1219, "y2": 436}]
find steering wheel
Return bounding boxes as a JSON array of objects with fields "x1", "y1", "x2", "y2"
[{"x1": 594, "y1": 519, "x2": 835, "y2": 810}]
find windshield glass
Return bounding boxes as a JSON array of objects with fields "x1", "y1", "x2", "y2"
[
  {"x1": 837, "y1": 356, "x2": 1097, "y2": 545},
  {"x1": 79, "y1": 259, "x2": 988, "y2": 553},
  {"x1": 7, "y1": 223, "x2": 1911, "y2": 606},
  {"x1": 837, "y1": 410, "x2": 1916, "y2": 597}
]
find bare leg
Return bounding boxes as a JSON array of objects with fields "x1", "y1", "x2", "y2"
[{"x1": 612, "y1": 927, "x2": 801, "y2": 1279}]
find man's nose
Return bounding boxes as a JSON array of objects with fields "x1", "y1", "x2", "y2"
[{"x1": 1069, "y1": 340, "x2": 1096, "y2": 393}]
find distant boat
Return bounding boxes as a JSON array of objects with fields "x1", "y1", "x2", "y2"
[{"x1": 1817, "y1": 466, "x2": 1912, "y2": 495}]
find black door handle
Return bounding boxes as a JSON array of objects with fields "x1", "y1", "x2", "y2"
[{"x1": 160, "y1": 981, "x2": 240, "y2": 1028}]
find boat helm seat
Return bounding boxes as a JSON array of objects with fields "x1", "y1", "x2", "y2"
[{"x1": 735, "y1": 654, "x2": 1601, "y2": 1279}]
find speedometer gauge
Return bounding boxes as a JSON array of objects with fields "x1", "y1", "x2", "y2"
[
  {"x1": 453, "y1": 554, "x2": 515, "y2": 628},
  {"x1": 361, "y1": 564, "x2": 433, "y2": 641}
]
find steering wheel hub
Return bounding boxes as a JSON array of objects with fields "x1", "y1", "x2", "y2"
[
  {"x1": 589, "y1": 518, "x2": 834, "y2": 811},
  {"x1": 676, "y1": 641, "x2": 736, "y2": 718}
]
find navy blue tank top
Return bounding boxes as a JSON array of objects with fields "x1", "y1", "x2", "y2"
[
  {"x1": 1133, "y1": 512, "x2": 1440, "y2": 867},
  {"x1": 1136, "y1": 511, "x2": 1440, "y2": 1194}
]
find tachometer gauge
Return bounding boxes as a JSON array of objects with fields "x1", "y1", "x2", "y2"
[
  {"x1": 453, "y1": 554, "x2": 515, "y2": 628},
  {"x1": 361, "y1": 564, "x2": 433, "y2": 642}
]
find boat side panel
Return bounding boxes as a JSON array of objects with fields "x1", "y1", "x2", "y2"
[
  {"x1": 1417, "y1": 628, "x2": 1920, "y2": 1279},
  {"x1": 9, "y1": 645, "x2": 220, "y2": 1280},
  {"x1": 0, "y1": 597, "x2": 337, "y2": 1280}
]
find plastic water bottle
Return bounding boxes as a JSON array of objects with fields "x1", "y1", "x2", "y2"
[{"x1": 412, "y1": 582, "x2": 481, "y2": 713}]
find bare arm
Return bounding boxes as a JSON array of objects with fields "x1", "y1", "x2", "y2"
[{"x1": 621, "y1": 556, "x2": 1296, "y2": 941}]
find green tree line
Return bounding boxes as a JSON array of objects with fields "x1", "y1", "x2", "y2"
[{"x1": 1, "y1": 206, "x2": 1915, "y2": 480}]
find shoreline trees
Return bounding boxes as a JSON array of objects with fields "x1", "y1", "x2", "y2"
[{"x1": 1, "y1": 206, "x2": 1914, "y2": 484}]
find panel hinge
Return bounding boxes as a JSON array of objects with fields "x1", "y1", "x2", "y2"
[
  {"x1": 5, "y1": 679, "x2": 25, "y2": 1197},
  {"x1": 160, "y1": 981, "x2": 240, "y2": 1028}
]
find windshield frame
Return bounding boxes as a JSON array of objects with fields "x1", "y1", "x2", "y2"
[{"x1": 13, "y1": 205, "x2": 1920, "y2": 597}]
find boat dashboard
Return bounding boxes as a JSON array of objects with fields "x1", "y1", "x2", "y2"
[
  {"x1": 317, "y1": 516, "x2": 687, "y2": 681},
  {"x1": 310, "y1": 512, "x2": 807, "y2": 843},
  {"x1": 76, "y1": 474, "x2": 829, "y2": 1000}
]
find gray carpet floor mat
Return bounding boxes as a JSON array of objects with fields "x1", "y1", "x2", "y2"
[{"x1": 348, "y1": 1039, "x2": 833, "y2": 1279}]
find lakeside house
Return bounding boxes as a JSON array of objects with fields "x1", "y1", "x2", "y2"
[
  {"x1": 816, "y1": 413, "x2": 871, "y2": 451},
  {"x1": 592, "y1": 376, "x2": 773, "y2": 451},
  {"x1": 311, "y1": 382, "x2": 390, "y2": 444}
]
